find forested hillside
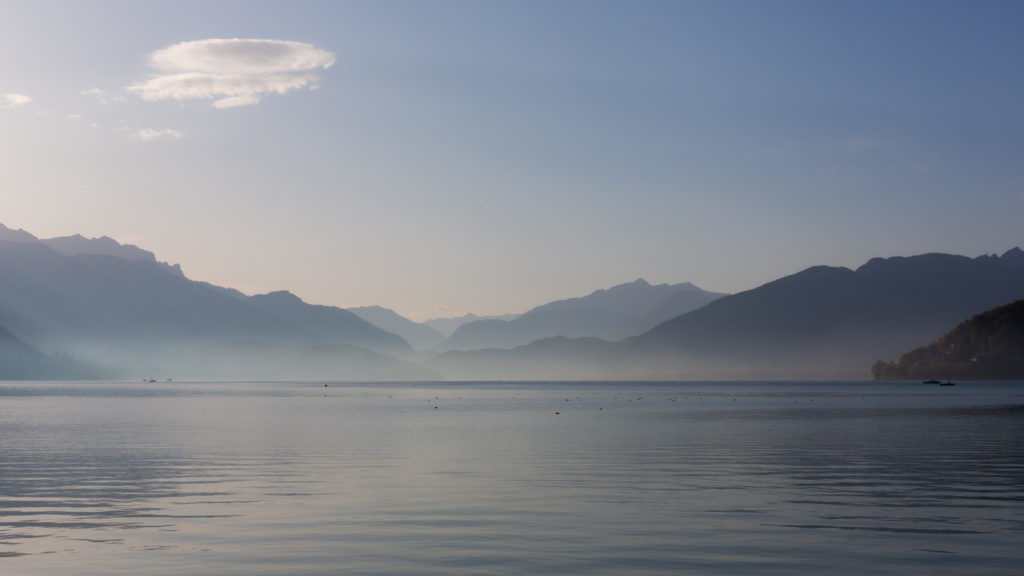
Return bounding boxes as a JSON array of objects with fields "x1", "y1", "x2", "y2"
[{"x1": 872, "y1": 300, "x2": 1024, "y2": 380}]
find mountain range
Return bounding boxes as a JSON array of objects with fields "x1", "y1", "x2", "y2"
[
  {"x1": 2, "y1": 222, "x2": 1023, "y2": 382},
  {"x1": 631, "y1": 249, "x2": 1024, "y2": 377},
  {"x1": 439, "y1": 279, "x2": 724, "y2": 351},
  {"x1": 349, "y1": 306, "x2": 446, "y2": 351},
  {"x1": 429, "y1": 249, "x2": 1024, "y2": 380},
  {"x1": 422, "y1": 313, "x2": 520, "y2": 338},
  {"x1": 0, "y1": 224, "x2": 429, "y2": 380},
  {"x1": 0, "y1": 224, "x2": 183, "y2": 274}
]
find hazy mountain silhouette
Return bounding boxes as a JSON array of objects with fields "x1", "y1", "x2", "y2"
[
  {"x1": 44, "y1": 233, "x2": 156, "y2": 261},
  {"x1": 440, "y1": 279, "x2": 724, "y2": 351},
  {"x1": 0, "y1": 322, "x2": 48, "y2": 378},
  {"x1": 0, "y1": 228, "x2": 431, "y2": 380},
  {"x1": 429, "y1": 336, "x2": 619, "y2": 381},
  {"x1": 430, "y1": 249, "x2": 1024, "y2": 380},
  {"x1": 620, "y1": 248, "x2": 1024, "y2": 378},
  {"x1": 423, "y1": 313, "x2": 519, "y2": 337},
  {"x1": 8, "y1": 219, "x2": 1023, "y2": 382},
  {"x1": 349, "y1": 306, "x2": 446, "y2": 351},
  {"x1": 246, "y1": 291, "x2": 411, "y2": 354},
  {"x1": 0, "y1": 223, "x2": 39, "y2": 243},
  {"x1": 1, "y1": 223, "x2": 184, "y2": 275},
  {"x1": 872, "y1": 299, "x2": 1024, "y2": 380},
  {"x1": 0, "y1": 321, "x2": 104, "y2": 379}
]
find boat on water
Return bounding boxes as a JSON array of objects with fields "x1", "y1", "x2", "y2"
[
  {"x1": 939, "y1": 381, "x2": 956, "y2": 386},
  {"x1": 923, "y1": 379, "x2": 941, "y2": 384}
]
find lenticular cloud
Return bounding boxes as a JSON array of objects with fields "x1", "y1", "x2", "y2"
[{"x1": 128, "y1": 39, "x2": 335, "y2": 109}]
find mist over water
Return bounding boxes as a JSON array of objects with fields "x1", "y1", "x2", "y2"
[{"x1": 1, "y1": 381, "x2": 1022, "y2": 575}]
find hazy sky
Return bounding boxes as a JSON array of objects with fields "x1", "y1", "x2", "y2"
[{"x1": 2, "y1": 0, "x2": 1022, "y2": 320}]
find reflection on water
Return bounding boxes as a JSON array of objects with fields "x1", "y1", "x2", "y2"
[{"x1": 1, "y1": 381, "x2": 1022, "y2": 574}]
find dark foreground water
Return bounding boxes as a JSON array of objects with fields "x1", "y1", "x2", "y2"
[{"x1": 1, "y1": 380, "x2": 1022, "y2": 575}]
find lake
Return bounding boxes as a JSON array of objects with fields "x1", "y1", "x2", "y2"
[{"x1": 1, "y1": 380, "x2": 1022, "y2": 575}]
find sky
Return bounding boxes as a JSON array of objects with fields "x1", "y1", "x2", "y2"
[{"x1": 2, "y1": 0, "x2": 1022, "y2": 320}]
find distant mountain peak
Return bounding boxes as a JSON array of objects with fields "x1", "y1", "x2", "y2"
[
  {"x1": 0, "y1": 223, "x2": 40, "y2": 243},
  {"x1": 440, "y1": 278, "x2": 724, "y2": 351},
  {"x1": 42, "y1": 233, "x2": 157, "y2": 262},
  {"x1": 348, "y1": 305, "x2": 446, "y2": 351},
  {"x1": 604, "y1": 278, "x2": 650, "y2": 292},
  {"x1": 0, "y1": 223, "x2": 182, "y2": 270},
  {"x1": 257, "y1": 290, "x2": 304, "y2": 304},
  {"x1": 1000, "y1": 247, "x2": 1024, "y2": 268},
  {"x1": 858, "y1": 249, "x2": 1024, "y2": 274}
]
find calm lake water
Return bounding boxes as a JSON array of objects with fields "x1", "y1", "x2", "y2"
[{"x1": 1, "y1": 380, "x2": 1022, "y2": 575}]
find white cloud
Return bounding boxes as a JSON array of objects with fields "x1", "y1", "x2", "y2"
[
  {"x1": 132, "y1": 71, "x2": 317, "y2": 105},
  {"x1": 127, "y1": 39, "x2": 334, "y2": 109},
  {"x1": 150, "y1": 38, "x2": 335, "y2": 74},
  {"x1": 212, "y1": 94, "x2": 261, "y2": 109},
  {"x1": 1, "y1": 93, "x2": 32, "y2": 108},
  {"x1": 135, "y1": 128, "x2": 183, "y2": 141}
]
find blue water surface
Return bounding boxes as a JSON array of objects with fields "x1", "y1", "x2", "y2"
[{"x1": 1, "y1": 380, "x2": 1022, "y2": 575}]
